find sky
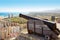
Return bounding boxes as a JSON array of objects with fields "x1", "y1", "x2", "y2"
[{"x1": 0, "y1": 0, "x2": 60, "y2": 12}]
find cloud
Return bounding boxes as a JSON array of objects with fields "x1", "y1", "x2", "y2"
[{"x1": 0, "y1": 7, "x2": 57, "y2": 12}]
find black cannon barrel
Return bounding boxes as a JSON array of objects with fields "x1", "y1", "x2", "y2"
[{"x1": 19, "y1": 14, "x2": 60, "y2": 35}]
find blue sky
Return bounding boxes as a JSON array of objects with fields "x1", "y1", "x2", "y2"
[{"x1": 0, "y1": 0, "x2": 60, "y2": 12}]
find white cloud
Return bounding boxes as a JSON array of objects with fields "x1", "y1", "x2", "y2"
[{"x1": 0, "y1": 7, "x2": 57, "y2": 12}]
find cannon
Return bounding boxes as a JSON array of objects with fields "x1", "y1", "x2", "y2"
[{"x1": 19, "y1": 14, "x2": 60, "y2": 35}]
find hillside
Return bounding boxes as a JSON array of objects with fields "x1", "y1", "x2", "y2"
[
  {"x1": 27, "y1": 12, "x2": 60, "y2": 17},
  {"x1": 4, "y1": 17, "x2": 27, "y2": 24}
]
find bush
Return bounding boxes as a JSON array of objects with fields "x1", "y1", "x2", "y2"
[{"x1": 9, "y1": 17, "x2": 27, "y2": 24}]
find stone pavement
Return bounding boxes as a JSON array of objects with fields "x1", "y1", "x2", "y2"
[
  {"x1": 16, "y1": 33, "x2": 45, "y2": 40},
  {"x1": 15, "y1": 28, "x2": 45, "y2": 40}
]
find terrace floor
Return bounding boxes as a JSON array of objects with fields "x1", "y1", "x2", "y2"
[
  {"x1": 15, "y1": 29, "x2": 45, "y2": 40},
  {"x1": 15, "y1": 25, "x2": 60, "y2": 40}
]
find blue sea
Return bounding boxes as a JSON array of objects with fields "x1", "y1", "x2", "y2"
[{"x1": 0, "y1": 12, "x2": 20, "y2": 17}]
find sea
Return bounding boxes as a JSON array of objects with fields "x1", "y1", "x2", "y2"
[{"x1": 0, "y1": 12, "x2": 20, "y2": 18}]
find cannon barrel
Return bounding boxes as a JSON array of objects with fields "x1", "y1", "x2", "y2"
[{"x1": 19, "y1": 14, "x2": 60, "y2": 35}]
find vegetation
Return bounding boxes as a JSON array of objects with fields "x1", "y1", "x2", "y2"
[
  {"x1": 5, "y1": 17, "x2": 27, "y2": 24},
  {"x1": 11, "y1": 17, "x2": 27, "y2": 24},
  {"x1": 5, "y1": 12, "x2": 60, "y2": 24}
]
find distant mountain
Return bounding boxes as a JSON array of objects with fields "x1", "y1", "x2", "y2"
[{"x1": 27, "y1": 10, "x2": 60, "y2": 17}]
